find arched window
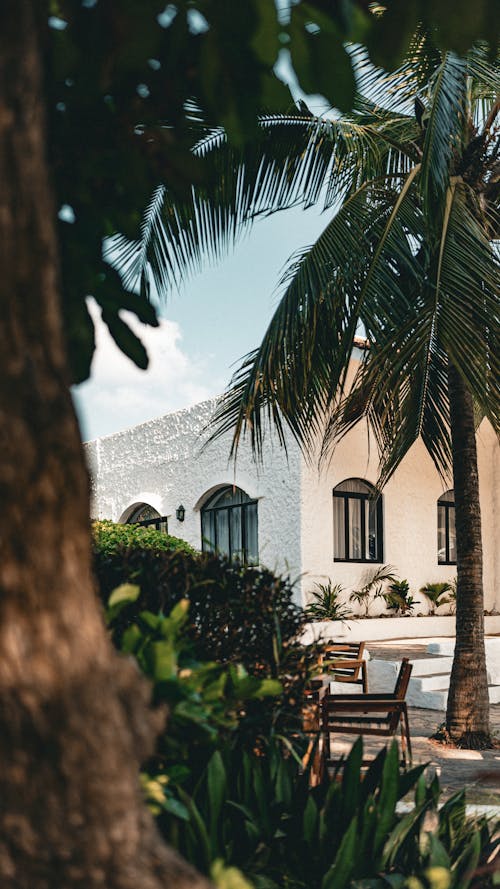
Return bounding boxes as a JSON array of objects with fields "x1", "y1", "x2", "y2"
[
  {"x1": 333, "y1": 479, "x2": 383, "y2": 562},
  {"x1": 126, "y1": 503, "x2": 168, "y2": 534},
  {"x1": 201, "y1": 486, "x2": 258, "y2": 564},
  {"x1": 437, "y1": 490, "x2": 456, "y2": 564}
]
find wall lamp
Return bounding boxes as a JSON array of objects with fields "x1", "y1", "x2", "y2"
[{"x1": 175, "y1": 504, "x2": 185, "y2": 522}]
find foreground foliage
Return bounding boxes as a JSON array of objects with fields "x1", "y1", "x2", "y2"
[
  {"x1": 98, "y1": 539, "x2": 317, "y2": 739},
  {"x1": 109, "y1": 594, "x2": 499, "y2": 889}
]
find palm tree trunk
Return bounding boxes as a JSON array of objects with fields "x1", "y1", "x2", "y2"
[
  {"x1": 0, "y1": 3, "x2": 208, "y2": 885},
  {"x1": 445, "y1": 363, "x2": 490, "y2": 746}
]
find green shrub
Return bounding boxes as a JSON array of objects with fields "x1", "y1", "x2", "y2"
[
  {"x1": 95, "y1": 538, "x2": 305, "y2": 675},
  {"x1": 106, "y1": 590, "x2": 282, "y2": 801},
  {"x1": 96, "y1": 538, "x2": 317, "y2": 739},
  {"x1": 92, "y1": 518, "x2": 195, "y2": 556}
]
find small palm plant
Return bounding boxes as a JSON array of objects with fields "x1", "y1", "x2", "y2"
[
  {"x1": 305, "y1": 581, "x2": 352, "y2": 622},
  {"x1": 380, "y1": 579, "x2": 419, "y2": 615},
  {"x1": 420, "y1": 581, "x2": 454, "y2": 616},
  {"x1": 350, "y1": 565, "x2": 398, "y2": 617}
]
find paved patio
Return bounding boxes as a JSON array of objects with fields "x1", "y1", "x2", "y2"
[{"x1": 329, "y1": 641, "x2": 500, "y2": 805}]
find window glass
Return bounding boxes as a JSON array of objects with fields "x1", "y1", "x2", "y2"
[
  {"x1": 348, "y1": 498, "x2": 362, "y2": 559},
  {"x1": 437, "y1": 505, "x2": 447, "y2": 563},
  {"x1": 246, "y1": 502, "x2": 259, "y2": 565},
  {"x1": 230, "y1": 507, "x2": 243, "y2": 561},
  {"x1": 333, "y1": 478, "x2": 382, "y2": 562},
  {"x1": 437, "y1": 489, "x2": 456, "y2": 564},
  {"x1": 449, "y1": 508, "x2": 456, "y2": 563},
  {"x1": 128, "y1": 504, "x2": 161, "y2": 523},
  {"x1": 201, "y1": 486, "x2": 258, "y2": 565},
  {"x1": 216, "y1": 508, "x2": 230, "y2": 557},
  {"x1": 126, "y1": 503, "x2": 168, "y2": 533},
  {"x1": 333, "y1": 497, "x2": 346, "y2": 559}
]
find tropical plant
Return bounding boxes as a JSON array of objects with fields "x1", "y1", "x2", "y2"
[
  {"x1": 305, "y1": 580, "x2": 352, "y2": 621},
  {"x1": 381, "y1": 579, "x2": 420, "y2": 615},
  {"x1": 106, "y1": 590, "x2": 283, "y2": 790},
  {"x1": 127, "y1": 33, "x2": 500, "y2": 745},
  {"x1": 109, "y1": 589, "x2": 500, "y2": 888},
  {"x1": 99, "y1": 551, "x2": 317, "y2": 740},
  {"x1": 350, "y1": 564, "x2": 399, "y2": 616},
  {"x1": 158, "y1": 736, "x2": 499, "y2": 889},
  {"x1": 420, "y1": 582, "x2": 454, "y2": 615}
]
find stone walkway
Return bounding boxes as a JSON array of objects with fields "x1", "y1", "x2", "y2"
[
  {"x1": 330, "y1": 704, "x2": 500, "y2": 804},
  {"x1": 330, "y1": 640, "x2": 500, "y2": 804}
]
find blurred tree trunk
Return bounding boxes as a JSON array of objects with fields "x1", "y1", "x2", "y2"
[
  {"x1": 445, "y1": 363, "x2": 490, "y2": 745},
  {"x1": 0, "y1": 3, "x2": 208, "y2": 885}
]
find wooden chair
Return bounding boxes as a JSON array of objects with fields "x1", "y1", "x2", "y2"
[
  {"x1": 318, "y1": 641, "x2": 369, "y2": 693},
  {"x1": 321, "y1": 657, "x2": 413, "y2": 768}
]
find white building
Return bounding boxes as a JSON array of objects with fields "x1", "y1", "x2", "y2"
[{"x1": 85, "y1": 356, "x2": 499, "y2": 614}]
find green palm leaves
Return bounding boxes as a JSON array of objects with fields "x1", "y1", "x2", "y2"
[{"x1": 117, "y1": 38, "x2": 499, "y2": 484}]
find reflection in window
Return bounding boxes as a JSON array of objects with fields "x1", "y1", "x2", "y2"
[
  {"x1": 437, "y1": 490, "x2": 456, "y2": 564},
  {"x1": 127, "y1": 503, "x2": 168, "y2": 534},
  {"x1": 333, "y1": 479, "x2": 383, "y2": 562},
  {"x1": 201, "y1": 486, "x2": 258, "y2": 565}
]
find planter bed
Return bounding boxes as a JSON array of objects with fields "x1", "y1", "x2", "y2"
[{"x1": 302, "y1": 614, "x2": 500, "y2": 645}]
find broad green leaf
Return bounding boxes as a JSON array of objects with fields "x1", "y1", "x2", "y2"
[
  {"x1": 322, "y1": 816, "x2": 358, "y2": 889},
  {"x1": 374, "y1": 742, "x2": 400, "y2": 854},
  {"x1": 108, "y1": 583, "x2": 141, "y2": 608}
]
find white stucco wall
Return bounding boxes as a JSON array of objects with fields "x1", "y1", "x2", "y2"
[
  {"x1": 300, "y1": 416, "x2": 499, "y2": 613},
  {"x1": 85, "y1": 382, "x2": 499, "y2": 615},
  {"x1": 85, "y1": 399, "x2": 304, "y2": 598}
]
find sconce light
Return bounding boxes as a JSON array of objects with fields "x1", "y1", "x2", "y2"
[{"x1": 176, "y1": 504, "x2": 185, "y2": 522}]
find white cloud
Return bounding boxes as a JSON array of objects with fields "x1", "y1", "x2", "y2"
[{"x1": 73, "y1": 298, "x2": 224, "y2": 441}]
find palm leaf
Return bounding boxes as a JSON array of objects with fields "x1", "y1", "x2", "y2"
[{"x1": 420, "y1": 53, "x2": 467, "y2": 211}]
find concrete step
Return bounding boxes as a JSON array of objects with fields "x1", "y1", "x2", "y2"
[
  {"x1": 410, "y1": 656, "x2": 454, "y2": 676},
  {"x1": 410, "y1": 673, "x2": 451, "y2": 693},
  {"x1": 369, "y1": 656, "x2": 500, "y2": 709}
]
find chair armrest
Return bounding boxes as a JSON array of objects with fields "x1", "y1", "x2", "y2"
[
  {"x1": 324, "y1": 658, "x2": 364, "y2": 670},
  {"x1": 327, "y1": 700, "x2": 405, "y2": 713},
  {"x1": 326, "y1": 692, "x2": 398, "y2": 701}
]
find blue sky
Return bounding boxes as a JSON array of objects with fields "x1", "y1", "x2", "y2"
[{"x1": 73, "y1": 202, "x2": 328, "y2": 441}]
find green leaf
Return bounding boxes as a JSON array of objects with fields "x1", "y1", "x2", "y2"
[
  {"x1": 149, "y1": 640, "x2": 176, "y2": 681},
  {"x1": 101, "y1": 309, "x2": 149, "y2": 369},
  {"x1": 322, "y1": 816, "x2": 358, "y2": 889},
  {"x1": 381, "y1": 803, "x2": 427, "y2": 868},
  {"x1": 207, "y1": 751, "x2": 227, "y2": 854},
  {"x1": 374, "y1": 742, "x2": 399, "y2": 855},
  {"x1": 108, "y1": 583, "x2": 141, "y2": 608},
  {"x1": 211, "y1": 859, "x2": 255, "y2": 889}
]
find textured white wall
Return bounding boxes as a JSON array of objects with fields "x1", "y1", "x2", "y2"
[
  {"x1": 85, "y1": 399, "x2": 304, "y2": 599},
  {"x1": 85, "y1": 389, "x2": 499, "y2": 614}
]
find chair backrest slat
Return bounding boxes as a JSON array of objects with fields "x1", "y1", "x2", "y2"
[{"x1": 394, "y1": 658, "x2": 412, "y2": 700}]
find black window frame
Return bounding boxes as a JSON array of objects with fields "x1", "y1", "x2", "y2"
[
  {"x1": 333, "y1": 481, "x2": 383, "y2": 563},
  {"x1": 437, "y1": 492, "x2": 456, "y2": 565},
  {"x1": 127, "y1": 505, "x2": 169, "y2": 534},
  {"x1": 201, "y1": 487, "x2": 258, "y2": 565}
]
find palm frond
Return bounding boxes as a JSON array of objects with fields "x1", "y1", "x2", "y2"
[
  {"x1": 209, "y1": 169, "x2": 423, "y2": 461},
  {"x1": 420, "y1": 53, "x2": 467, "y2": 210}
]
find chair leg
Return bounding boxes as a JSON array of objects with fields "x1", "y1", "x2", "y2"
[
  {"x1": 361, "y1": 661, "x2": 368, "y2": 694},
  {"x1": 402, "y1": 704, "x2": 412, "y2": 764},
  {"x1": 399, "y1": 716, "x2": 407, "y2": 767}
]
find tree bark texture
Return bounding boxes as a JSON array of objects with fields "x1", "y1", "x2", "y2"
[
  {"x1": 445, "y1": 363, "x2": 490, "y2": 744},
  {"x1": 0, "y1": 3, "x2": 210, "y2": 886}
]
